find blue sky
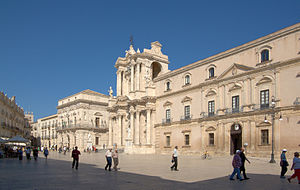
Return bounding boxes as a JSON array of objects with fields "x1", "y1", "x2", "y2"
[{"x1": 0, "y1": 0, "x2": 299, "y2": 120}]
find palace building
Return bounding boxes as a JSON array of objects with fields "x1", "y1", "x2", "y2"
[
  {"x1": 108, "y1": 23, "x2": 300, "y2": 156},
  {"x1": 32, "y1": 89, "x2": 109, "y2": 150}
]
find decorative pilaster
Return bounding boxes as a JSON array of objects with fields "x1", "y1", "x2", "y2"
[
  {"x1": 108, "y1": 117, "x2": 112, "y2": 146},
  {"x1": 146, "y1": 109, "x2": 151, "y2": 144},
  {"x1": 136, "y1": 63, "x2": 140, "y2": 91},
  {"x1": 131, "y1": 65, "x2": 134, "y2": 92},
  {"x1": 135, "y1": 111, "x2": 140, "y2": 145}
]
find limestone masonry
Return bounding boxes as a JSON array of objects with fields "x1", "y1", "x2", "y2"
[{"x1": 34, "y1": 23, "x2": 300, "y2": 156}]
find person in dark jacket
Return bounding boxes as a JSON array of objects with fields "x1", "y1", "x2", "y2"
[
  {"x1": 72, "y1": 146, "x2": 81, "y2": 170},
  {"x1": 229, "y1": 150, "x2": 243, "y2": 181},
  {"x1": 239, "y1": 148, "x2": 250, "y2": 180}
]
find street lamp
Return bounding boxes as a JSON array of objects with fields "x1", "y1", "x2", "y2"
[{"x1": 266, "y1": 96, "x2": 282, "y2": 163}]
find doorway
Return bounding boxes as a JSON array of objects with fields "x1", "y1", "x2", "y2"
[{"x1": 230, "y1": 123, "x2": 242, "y2": 155}]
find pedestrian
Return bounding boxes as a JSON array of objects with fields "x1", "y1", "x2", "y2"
[
  {"x1": 280, "y1": 149, "x2": 289, "y2": 179},
  {"x1": 18, "y1": 148, "x2": 23, "y2": 160},
  {"x1": 229, "y1": 150, "x2": 243, "y2": 181},
  {"x1": 105, "y1": 148, "x2": 112, "y2": 171},
  {"x1": 288, "y1": 152, "x2": 300, "y2": 184},
  {"x1": 44, "y1": 147, "x2": 49, "y2": 159},
  {"x1": 71, "y1": 146, "x2": 81, "y2": 170},
  {"x1": 239, "y1": 148, "x2": 250, "y2": 180},
  {"x1": 63, "y1": 146, "x2": 67, "y2": 155},
  {"x1": 33, "y1": 147, "x2": 38, "y2": 161},
  {"x1": 170, "y1": 146, "x2": 179, "y2": 171},
  {"x1": 25, "y1": 147, "x2": 31, "y2": 160},
  {"x1": 112, "y1": 149, "x2": 119, "y2": 171}
]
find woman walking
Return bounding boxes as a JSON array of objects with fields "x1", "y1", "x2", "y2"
[{"x1": 288, "y1": 152, "x2": 300, "y2": 184}]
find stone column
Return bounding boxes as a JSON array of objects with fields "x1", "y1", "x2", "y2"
[
  {"x1": 122, "y1": 115, "x2": 126, "y2": 146},
  {"x1": 135, "y1": 111, "x2": 140, "y2": 145},
  {"x1": 117, "y1": 71, "x2": 121, "y2": 96},
  {"x1": 146, "y1": 109, "x2": 151, "y2": 144},
  {"x1": 136, "y1": 63, "x2": 140, "y2": 91},
  {"x1": 118, "y1": 115, "x2": 122, "y2": 146},
  {"x1": 130, "y1": 111, "x2": 134, "y2": 140},
  {"x1": 131, "y1": 65, "x2": 134, "y2": 92},
  {"x1": 108, "y1": 117, "x2": 112, "y2": 146}
]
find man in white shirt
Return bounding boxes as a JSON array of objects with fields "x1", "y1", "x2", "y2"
[
  {"x1": 171, "y1": 146, "x2": 178, "y2": 171},
  {"x1": 105, "y1": 148, "x2": 112, "y2": 171}
]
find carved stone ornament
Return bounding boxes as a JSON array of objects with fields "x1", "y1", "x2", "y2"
[{"x1": 205, "y1": 126, "x2": 216, "y2": 132}]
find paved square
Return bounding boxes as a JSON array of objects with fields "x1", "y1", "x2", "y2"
[{"x1": 0, "y1": 152, "x2": 299, "y2": 189}]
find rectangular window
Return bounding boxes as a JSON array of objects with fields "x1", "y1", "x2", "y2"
[
  {"x1": 185, "y1": 134, "x2": 190, "y2": 146},
  {"x1": 166, "y1": 109, "x2": 171, "y2": 123},
  {"x1": 95, "y1": 117, "x2": 100, "y2": 127},
  {"x1": 260, "y1": 90, "x2": 269, "y2": 109},
  {"x1": 208, "y1": 101, "x2": 215, "y2": 116},
  {"x1": 166, "y1": 136, "x2": 170, "y2": 147},
  {"x1": 95, "y1": 137, "x2": 99, "y2": 145},
  {"x1": 184, "y1": 105, "x2": 190, "y2": 119},
  {"x1": 232, "y1": 96, "x2": 239, "y2": 112},
  {"x1": 261, "y1": 130, "x2": 269, "y2": 145},
  {"x1": 209, "y1": 133, "x2": 214, "y2": 145}
]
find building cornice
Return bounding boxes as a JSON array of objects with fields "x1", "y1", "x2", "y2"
[
  {"x1": 154, "y1": 23, "x2": 300, "y2": 82},
  {"x1": 57, "y1": 99, "x2": 108, "y2": 109}
]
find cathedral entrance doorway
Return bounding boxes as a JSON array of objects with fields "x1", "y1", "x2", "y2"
[{"x1": 230, "y1": 123, "x2": 242, "y2": 155}]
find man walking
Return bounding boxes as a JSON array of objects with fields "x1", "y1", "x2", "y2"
[
  {"x1": 112, "y1": 149, "x2": 119, "y2": 171},
  {"x1": 229, "y1": 150, "x2": 243, "y2": 181},
  {"x1": 239, "y1": 148, "x2": 250, "y2": 180},
  {"x1": 105, "y1": 148, "x2": 112, "y2": 171},
  {"x1": 170, "y1": 146, "x2": 178, "y2": 171},
  {"x1": 280, "y1": 149, "x2": 289, "y2": 178},
  {"x1": 71, "y1": 146, "x2": 81, "y2": 170},
  {"x1": 25, "y1": 147, "x2": 31, "y2": 160}
]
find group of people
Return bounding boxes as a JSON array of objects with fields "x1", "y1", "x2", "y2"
[
  {"x1": 20, "y1": 147, "x2": 48, "y2": 161},
  {"x1": 229, "y1": 148, "x2": 300, "y2": 184},
  {"x1": 229, "y1": 148, "x2": 250, "y2": 181},
  {"x1": 71, "y1": 147, "x2": 119, "y2": 171},
  {"x1": 70, "y1": 145, "x2": 300, "y2": 185},
  {"x1": 280, "y1": 149, "x2": 300, "y2": 184}
]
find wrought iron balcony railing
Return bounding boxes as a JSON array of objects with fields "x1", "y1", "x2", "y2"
[
  {"x1": 180, "y1": 115, "x2": 192, "y2": 121},
  {"x1": 162, "y1": 118, "x2": 172, "y2": 124}
]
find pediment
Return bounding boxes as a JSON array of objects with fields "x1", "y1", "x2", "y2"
[
  {"x1": 256, "y1": 76, "x2": 273, "y2": 86},
  {"x1": 205, "y1": 89, "x2": 217, "y2": 97},
  {"x1": 228, "y1": 83, "x2": 242, "y2": 92},
  {"x1": 181, "y1": 96, "x2": 192, "y2": 103},
  {"x1": 94, "y1": 112, "x2": 103, "y2": 116},
  {"x1": 218, "y1": 63, "x2": 254, "y2": 79},
  {"x1": 205, "y1": 126, "x2": 216, "y2": 132},
  {"x1": 256, "y1": 121, "x2": 271, "y2": 127},
  {"x1": 163, "y1": 101, "x2": 173, "y2": 107}
]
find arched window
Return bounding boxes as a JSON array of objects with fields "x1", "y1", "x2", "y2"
[
  {"x1": 184, "y1": 75, "x2": 190, "y2": 85},
  {"x1": 261, "y1": 49, "x2": 269, "y2": 62},
  {"x1": 209, "y1": 68, "x2": 215, "y2": 78},
  {"x1": 166, "y1": 81, "x2": 171, "y2": 91}
]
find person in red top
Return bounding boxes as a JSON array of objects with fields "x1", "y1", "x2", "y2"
[{"x1": 72, "y1": 146, "x2": 81, "y2": 170}]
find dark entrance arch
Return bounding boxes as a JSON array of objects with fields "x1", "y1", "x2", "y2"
[
  {"x1": 230, "y1": 123, "x2": 242, "y2": 155},
  {"x1": 151, "y1": 62, "x2": 161, "y2": 79}
]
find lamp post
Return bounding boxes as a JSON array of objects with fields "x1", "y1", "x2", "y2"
[{"x1": 269, "y1": 96, "x2": 278, "y2": 163}]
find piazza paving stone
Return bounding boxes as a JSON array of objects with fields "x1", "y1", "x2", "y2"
[{"x1": 0, "y1": 152, "x2": 299, "y2": 190}]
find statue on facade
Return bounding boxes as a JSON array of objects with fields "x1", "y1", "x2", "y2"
[
  {"x1": 144, "y1": 67, "x2": 152, "y2": 86},
  {"x1": 127, "y1": 127, "x2": 131, "y2": 138},
  {"x1": 108, "y1": 86, "x2": 113, "y2": 97}
]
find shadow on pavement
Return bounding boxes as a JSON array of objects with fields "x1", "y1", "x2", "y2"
[{"x1": 0, "y1": 158, "x2": 298, "y2": 190}]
